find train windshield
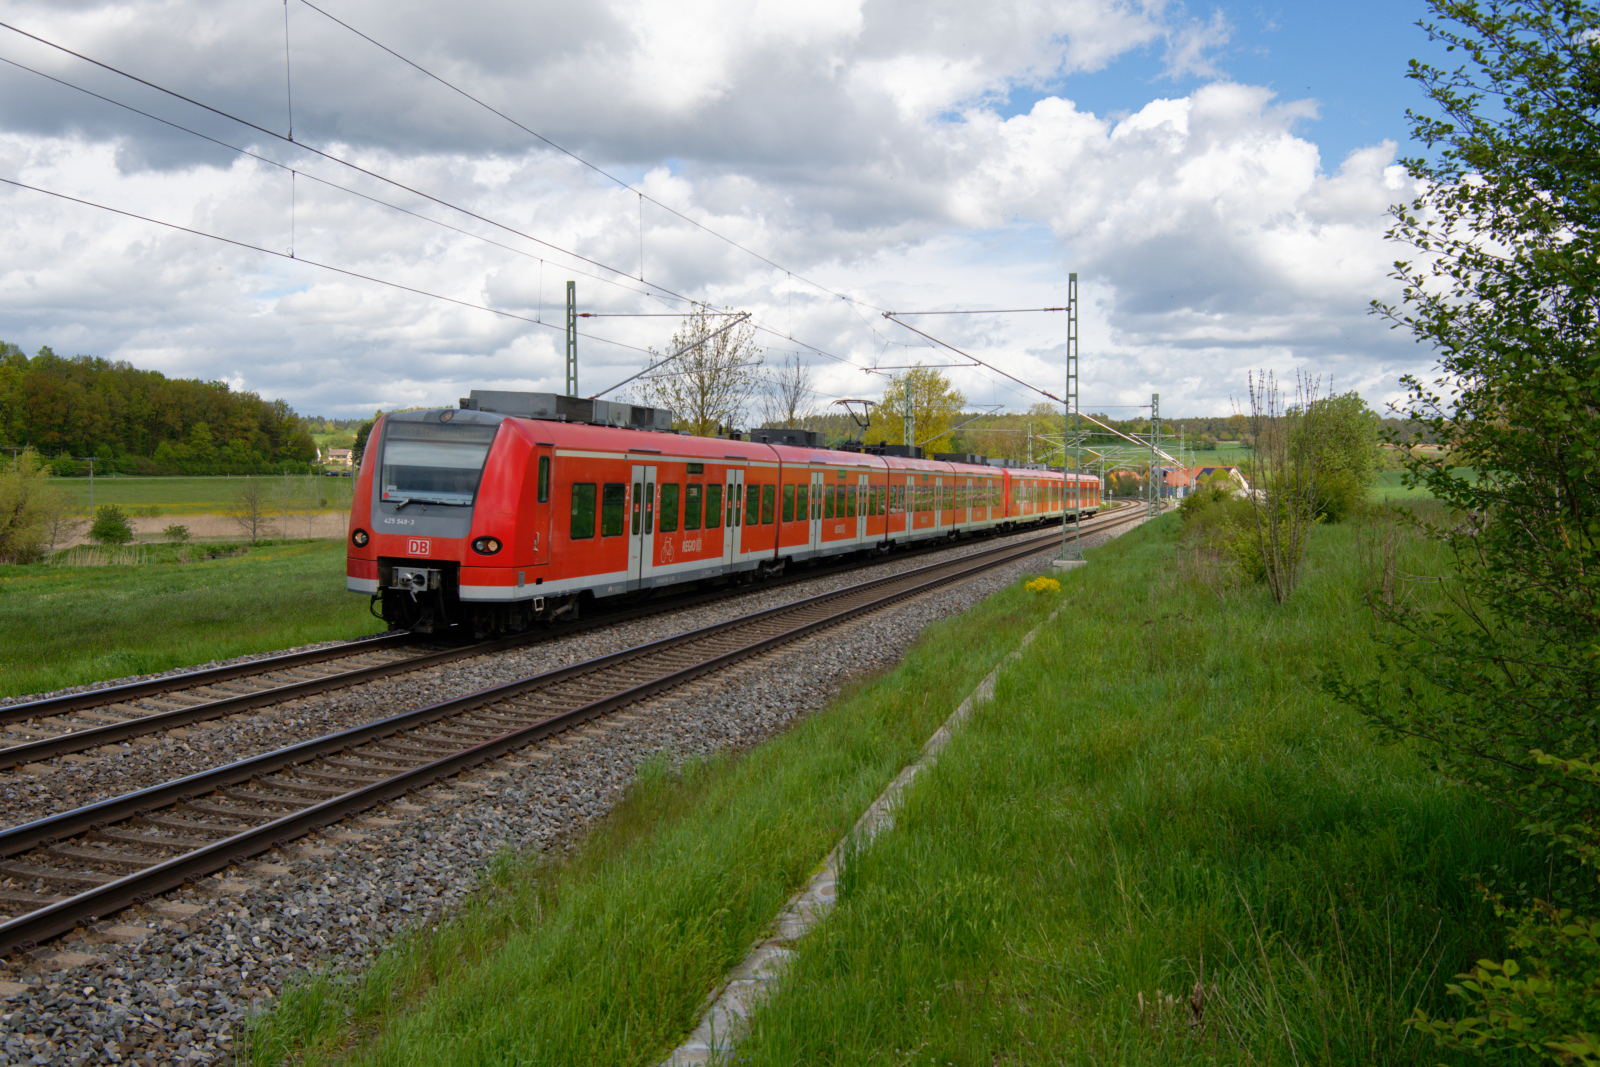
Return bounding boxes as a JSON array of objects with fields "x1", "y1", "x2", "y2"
[{"x1": 379, "y1": 420, "x2": 499, "y2": 507}]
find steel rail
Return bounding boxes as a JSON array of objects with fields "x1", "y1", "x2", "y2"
[
  {"x1": 0, "y1": 630, "x2": 414, "y2": 724},
  {"x1": 0, "y1": 524, "x2": 1113, "y2": 955},
  {"x1": 0, "y1": 509, "x2": 1132, "y2": 769}
]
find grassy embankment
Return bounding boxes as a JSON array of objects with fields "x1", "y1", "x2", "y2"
[
  {"x1": 247, "y1": 511, "x2": 1527, "y2": 1066},
  {"x1": 0, "y1": 540, "x2": 381, "y2": 698},
  {"x1": 50, "y1": 475, "x2": 353, "y2": 518}
]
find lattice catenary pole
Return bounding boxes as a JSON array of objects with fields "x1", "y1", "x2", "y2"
[
  {"x1": 565, "y1": 280, "x2": 578, "y2": 396},
  {"x1": 1148, "y1": 392, "x2": 1161, "y2": 518},
  {"x1": 1063, "y1": 272, "x2": 1079, "y2": 559}
]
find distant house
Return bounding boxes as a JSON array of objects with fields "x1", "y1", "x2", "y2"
[
  {"x1": 1159, "y1": 465, "x2": 1248, "y2": 498},
  {"x1": 323, "y1": 448, "x2": 353, "y2": 467}
]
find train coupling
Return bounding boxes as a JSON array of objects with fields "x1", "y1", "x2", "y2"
[{"x1": 392, "y1": 566, "x2": 442, "y2": 594}]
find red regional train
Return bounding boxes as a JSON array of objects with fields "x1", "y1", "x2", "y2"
[{"x1": 345, "y1": 391, "x2": 1100, "y2": 635}]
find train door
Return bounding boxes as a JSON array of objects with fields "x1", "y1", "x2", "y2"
[
  {"x1": 854, "y1": 473, "x2": 868, "y2": 545},
  {"x1": 963, "y1": 476, "x2": 973, "y2": 527},
  {"x1": 532, "y1": 445, "x2": 553, "y2": 565},
  {"x1": 723, "y1": 468, "x2": 745, "y2": 566},
  {"x1": 629, "y1": 464, "x2": 656, "y2": 585},
  {"x1": 809, "y1": 470, "x2": 824, "y2": 553},
  {"x1": 935, "y1": 476, "x2": 946, "y2": 533}
]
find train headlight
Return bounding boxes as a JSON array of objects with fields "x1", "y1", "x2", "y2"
[
  {"x1": 352, "y1": 528, "x2": 369, "y2": 547},
  {"x1": 471, "y1": 536, "x2": 502, "y2": 555}
]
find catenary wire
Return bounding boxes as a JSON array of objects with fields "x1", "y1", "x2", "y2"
[
  {"x1": 0, "y1": 176, "x2": 665, "y2": 357},
  {"x1": 0, "y1": 20, "x2": 1032, "y2": 400},
  {"x1": 294, "y1": 0, "x2": 896, "y2": 319},
  {"x1": 0, "y1": 28, "x2": 889, "y2": 383},
  {"x1": 0, "y1": 53, "x2": 706, "y2": 319}
]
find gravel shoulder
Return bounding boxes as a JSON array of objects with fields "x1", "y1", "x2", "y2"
[{"x1": 0, "y1": 518, "x2": 1142, "y2": 1065}]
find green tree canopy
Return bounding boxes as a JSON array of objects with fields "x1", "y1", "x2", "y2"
[
  {"x1": 1331, "y1": 1, "x2": 1600, "y2": 1054},
  {"x1": 880, "y1": 364, "x2": 966, "y2": 451},
  {"x1": 0, "y1": 342, "x2": 316, "y2": 474}
]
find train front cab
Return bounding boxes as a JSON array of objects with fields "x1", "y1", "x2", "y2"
[{"x1": 346, "y1": 407, "x2": 536, "y2": 634}]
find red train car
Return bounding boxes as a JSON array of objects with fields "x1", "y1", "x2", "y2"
[{"x1": 346, "y1": 392, "x2": 1099, "y2": 635}]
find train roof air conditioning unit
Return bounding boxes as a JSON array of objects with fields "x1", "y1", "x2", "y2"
[{"x1": 461, "y1": 391, "x2": 674, "y2": 431}]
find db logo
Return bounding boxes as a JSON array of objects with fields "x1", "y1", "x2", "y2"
[{"x1": 407, "y1": 538, "x2": 431, "y2": 556}]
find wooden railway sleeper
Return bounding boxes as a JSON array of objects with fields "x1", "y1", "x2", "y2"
[
  {"x1": 288, "y1": 765, "x2": 392, "y2": 786},
  {"x1": 47, "y1": 844, "x2": 163, "y2": 870},
  {"x1": 258, "y1": 777, "x2": 356, "y2": 798},
  {"x1": 185, "y1": 798, "x2": 291, "y2": 820},
  {"x1": 0, "y1": 861, "x2": 114, "y2": 887},
  {"x1": 140, "y1": 813, "x2": 251, "y2": 835},
  {"x1": 94, "y1": 828, "x2": 218, "y2": 851},
  {"x1": 321, "y1": 755, "x2": 422, "y2": 774},
  {"x1": 0, "y1": 889, "x2": 65, "y2": 908},
  {"x1": 221, "y1": 786, "x2": 320, "y2": 808}
]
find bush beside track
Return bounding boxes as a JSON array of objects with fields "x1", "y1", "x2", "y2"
[{"x1": 245, "y1": 510, "x2": 1526, "y2": 1066}]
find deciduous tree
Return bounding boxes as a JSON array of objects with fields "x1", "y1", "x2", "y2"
[
  {"x1": 758, "y1": 352, "x2": 815, "y2": 430},
  {"x1": 879, "y1": 364, "x2": 965, "y2": 450},
  {"x1": 1330, "y1": 1, "x2": 1600, "y2": 1055},
  {"x1": 633, "y1": 309, "x2": 764, "y2": 437},
  {"x1": 0, "y1": 448, "x2": 66, "y2": 562}
]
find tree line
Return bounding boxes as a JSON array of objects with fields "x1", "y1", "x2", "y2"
[{"x1": 0, "y1": 343, "x2": 318, "y2": 475}]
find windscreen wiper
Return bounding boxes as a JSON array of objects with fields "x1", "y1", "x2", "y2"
[{"x1": 390, "y1": 496, "x2": 467, "y2": 510}]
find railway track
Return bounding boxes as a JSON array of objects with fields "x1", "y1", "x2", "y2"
[
  {"x1": 0, "y1": 508, "x2": 1136, "y2": 770},
  {"x1": 0, "y1": 506, "x2": 1150, "y2": 955}
]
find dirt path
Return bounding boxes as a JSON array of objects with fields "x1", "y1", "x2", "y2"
[{"x1": 57, "y1": 511, "x2": 350, "y2": 549}]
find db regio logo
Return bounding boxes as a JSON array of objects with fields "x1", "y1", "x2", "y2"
[{"x1": 408, "y1": 538, "x2": 431, "y2": 556}]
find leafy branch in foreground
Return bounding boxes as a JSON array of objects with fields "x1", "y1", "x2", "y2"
[{"x1": 1329, "y1": 0, "x2": 1600, "y2": 1059}]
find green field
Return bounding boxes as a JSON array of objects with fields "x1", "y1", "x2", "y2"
[
  {"x1": 0, "y1": 540, "x2": 381, "y2": 698},
  {"x1": 46, "y1": 475, "x2": 353, "y2": 517},
  {"x1": 248, "y1": 512, "x2": 1522, "y2": 1066}
]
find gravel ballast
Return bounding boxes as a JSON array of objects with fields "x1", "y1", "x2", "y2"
[{"x1": 0, "y1": 517, "x2": 1144, "y2": 1065}]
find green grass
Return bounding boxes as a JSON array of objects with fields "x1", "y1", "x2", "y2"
[
  {"x1": 731, "y1": 514, "x2": 1527, "y2": 1065},
  {"x1": 1368, "y1": 467, "x2": 1482, "y2": 503},
  {"x1": 1370, "y1": 469, "x2": 1435, "y2": 502},
  {"x1": 0, "y1": 540, "x2": 382, "y2": 697},
  {"x1": 49, "y1": 475, "x2": 353, "y2": 517},
  {"x1": 245, "y1": 512, "x2": 1528, "y2": 1066},
  {"x1": 242, "y1": 580, "x2": 1067, "y2": 1066}
]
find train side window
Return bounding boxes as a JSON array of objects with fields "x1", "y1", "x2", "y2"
[
  {"x1": 846, "y1": 485, "x2": 857, "y2": 518},
  {"x1": 746, "y1": 483, "x2": 761, "y2": 526},
  {"x1": 685, "y1": 484, "x2": 702, "y2": 530},
  {"x1": 659, "y1": 483, "x2": 680, "y2": 533},
  {"x1": 537, "y1": 456, "x2": 550, "y2": 503},
  {"x1": 706, "y1": 484, "x2": 722, "y2": 528},
  {"x1": 782, "y1": 483, "x2": 795, "y2": 523},
  {"x1": 795, "y1": 485, "x2": 808, "y2": 521},
  {"x1": 761, "y1": 484, "x2": 775, "y2": 524},
  {"x1": 570, "y1": 483, "x2": 596, "y2": 539},
  {"x1": 824, "y1": 484, "x2": 835, "y2": 519},
  {"x1": 600, "y1": 483, "x2": 626, "y2": 537}
]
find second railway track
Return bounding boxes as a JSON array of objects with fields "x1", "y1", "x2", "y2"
[
  {"x1": 0, "y1": 519, "x2": 1134, "y2": 957},
  {"x1": 0, "y1": 509, "x2": 1138, "y2": 771}
]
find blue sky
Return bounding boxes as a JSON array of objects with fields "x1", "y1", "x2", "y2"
[
  {"x1": 0, "y1": 0, "x2": 1455, "y2": 417},
  {"x1": 1003, "y1": 0, "x2": 1443, "y2": 167}
]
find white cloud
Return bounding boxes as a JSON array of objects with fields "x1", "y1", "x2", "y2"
[{"x1": 0, "y1": 0, "x2": 1429, "y2": 420}]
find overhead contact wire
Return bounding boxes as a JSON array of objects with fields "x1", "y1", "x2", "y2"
[
  {"x1": 0, "y1": 53, "x2": 694, "y2": 316},
  {"x1": 0, "y1": 177, "x2": 658, "y2": 356},
  {"x1": 0, "y1": 28, "x2": 885, "y2": 379},
  {"x1": 293, "y1": 0, "x2": 895, "y2": 318}
]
